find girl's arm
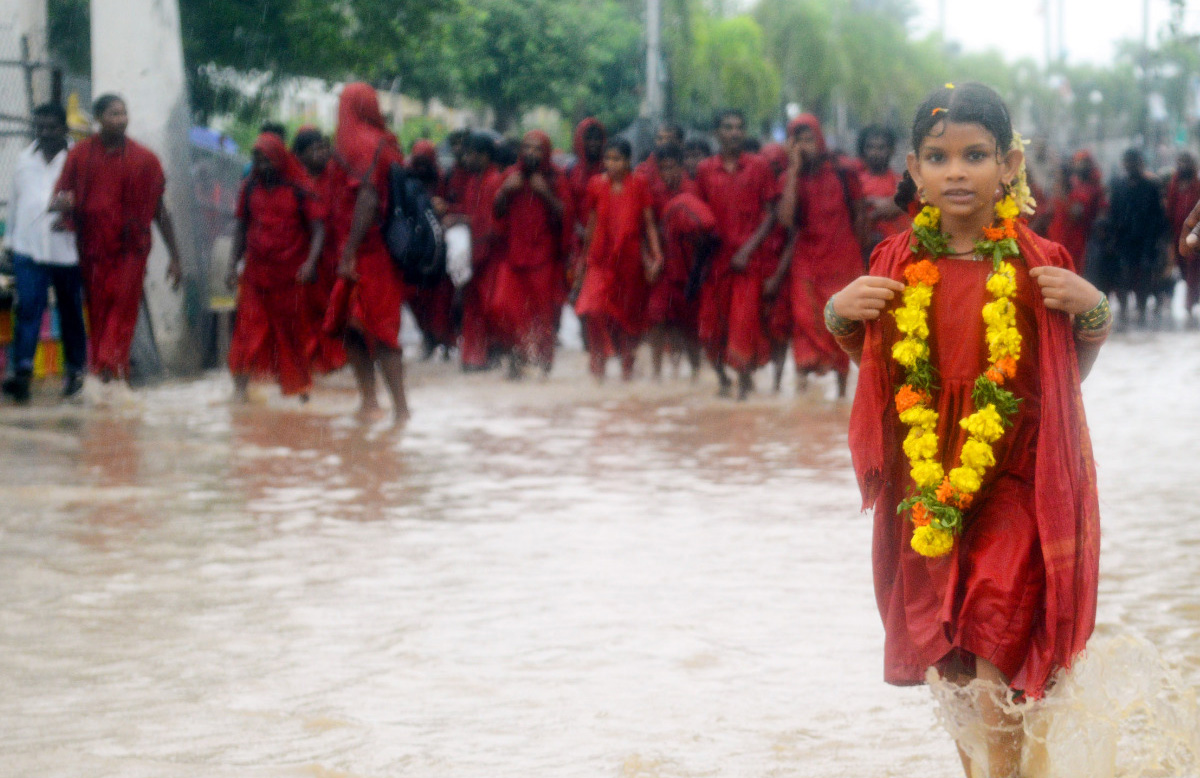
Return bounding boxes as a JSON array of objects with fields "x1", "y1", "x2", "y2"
[
  {"x1": 827, "y1": 275, "x2": 906, "y2": 366},
  {"x1": 642, "y1": 207, "x2": 664, "y2": 283},
  {"x1": 1029, "y1": 265, "x2": 1110, "y2": 380}
]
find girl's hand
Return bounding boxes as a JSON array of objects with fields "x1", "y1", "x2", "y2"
[
  {"x1": 1029, "y1": 266, "x2": 1102, "y2": 315},
  {"x1": 831, "y1": 275, "x2": 905, "y2": 321}
]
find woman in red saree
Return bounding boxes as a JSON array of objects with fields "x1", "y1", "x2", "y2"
[
  {"x1": 829, "y1": 83, "x2": 1108, "y2": 777},
  {"x1": 574, "y1": 138, "x2": 663, "y2": 380},
  {"x1": 1046, "y1": 151, "x2": 1105, "y2": 275},
  {"x1": 326, "y1": 82, "x2": 410, "y2": 422},
  {"x1": 227, "y1": 132, "x2": 325, "y2": 400}
]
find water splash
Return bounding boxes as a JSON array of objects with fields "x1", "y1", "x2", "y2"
[{"x1": 929, "y1": 635, "x2": 1200, "y2": 777}]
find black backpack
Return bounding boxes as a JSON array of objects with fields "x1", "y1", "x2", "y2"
[{"x1": 382, "y1": 162, "x2": 446, "y2": 289}]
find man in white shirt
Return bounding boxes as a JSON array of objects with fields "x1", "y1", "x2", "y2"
[{"x1": 3, "y1": 103, "x2": 86, "y2": 402}]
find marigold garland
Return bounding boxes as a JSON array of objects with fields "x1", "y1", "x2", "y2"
[{"x1": 894, "y1": 195, "x2": 1025, "y2": 558}]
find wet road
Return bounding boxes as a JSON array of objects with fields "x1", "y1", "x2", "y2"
[{"x1": 1, "y1": 326, "x2": 1198, "y2": 777}]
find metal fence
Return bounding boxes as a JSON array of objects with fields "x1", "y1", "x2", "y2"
[{"x1": 0, "y1": 25, "x2": 56, "y2": 220}]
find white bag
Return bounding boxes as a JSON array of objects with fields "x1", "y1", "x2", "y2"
[{"x1": 445, "y1": 224, "x2": 473, "y2": 288}]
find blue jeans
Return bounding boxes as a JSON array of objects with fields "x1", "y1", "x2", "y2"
[{"x1": 11, "y1": 253, "x2": 87, "y2": 376}]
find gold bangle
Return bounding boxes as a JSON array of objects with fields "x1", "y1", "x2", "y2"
[{"x1": 1074, "y1": 295, "x2": 1111, "y2": 332}]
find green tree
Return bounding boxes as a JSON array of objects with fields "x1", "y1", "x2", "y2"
[{"x1": 674, "y1": 12, "x2": 780, "y2": 129}]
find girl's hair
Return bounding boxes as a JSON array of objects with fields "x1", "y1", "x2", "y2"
[
  {"x1": 910, "y1": 82, "x2": 1012, "y2": 155},
  {"x1": 93, "y1": 93, "x2": 124, "y2": 118},
  {"x1": 606, "y1": 137, "x2": 632, "y2": 161}
]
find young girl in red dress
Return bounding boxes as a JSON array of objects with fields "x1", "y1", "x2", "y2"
[
  {"x1": 227, "y1": 133, "x2": 326, "y2": 401},
  {"x1": 827, "y1": 83, "x2": 1111, "y2": 777},
  {"x1": 575, "y1": 138, "x2": 663, "y2": 380}
]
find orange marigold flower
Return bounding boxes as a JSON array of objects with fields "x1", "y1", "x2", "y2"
[
  {"x1": 935, "y1": 479, "x2": 974, "y2": 509},
  {"x1": 983, "y1": 226, "x2": 1006, "y2": 242},
  {"x1": 894, "y1": 385, "x2": 927, "y2": 413},
  {"x1": 985, "y1": 367, "x2": 1005, "y2": 385},
  {"x1": 996, "y1": 356, "x2": 1018, "y2": 379},
  {"x1": 905, "y1": 260, "x2": 941, "y2": 287},
  {"x1": 1003, "y1": 220, "x2": 1018, "y2": 240},
  {"x1": 911, "y1": 502, "x2": 931, "y2": 527}
]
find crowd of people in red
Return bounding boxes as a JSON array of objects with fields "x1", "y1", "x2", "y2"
[{"x1": 8, "y1": 82, "x2": 1200, "y2": 419}]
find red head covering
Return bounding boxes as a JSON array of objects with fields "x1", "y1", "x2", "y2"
[
  {"x1": 252, "y1": 132, "x2": 312, "y2": 188},
  {"x1": 572, "y1": 117, "x2": 607, "y2": 164},
  {"x1": 335, "y1": 82, "x2": 402, "y2": 175},
  {"x1": 412, "y1": 139, "x2": 438, "y2": 163},
  {"x1": 523, "y1": 129, "x2": 555, "y2": 175},
  {"x1": 760, "y1": 142, "x2": 788, "y2": 175},
  {"x1": 787, "y1": 114, "x2": 828, "y2": 156}
]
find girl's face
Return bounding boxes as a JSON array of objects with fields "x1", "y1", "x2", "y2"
[
  {"x1": 906, "y1": 121, "x2": 1022, "y2": 223},
  {"x1": 604, "y1": 148, "x2": 630, "y2": 179}
]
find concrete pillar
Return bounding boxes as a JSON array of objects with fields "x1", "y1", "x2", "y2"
[{"x1": 91, "y1": 0, "x2": 204, "y2": 376}]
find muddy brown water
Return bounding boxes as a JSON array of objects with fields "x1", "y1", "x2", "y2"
[{"x1": 1, "y1": 329, "x2": 1198, "y2": 777}]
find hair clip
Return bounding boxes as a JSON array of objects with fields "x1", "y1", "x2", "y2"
[
  {"x1": 932, "y1": 107, "x2": 947, "y2": 116},
  {"x1": 945, "y1": 82, "x2": 955, "y2": 89}
]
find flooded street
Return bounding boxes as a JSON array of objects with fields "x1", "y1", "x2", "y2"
[{"x1": 2, "y1": 326, "x2": 1199, "y2": 777}]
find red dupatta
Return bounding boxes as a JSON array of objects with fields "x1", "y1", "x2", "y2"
[{"x1": 848, "y1": 223, "x2": 1101, "y2": 697}]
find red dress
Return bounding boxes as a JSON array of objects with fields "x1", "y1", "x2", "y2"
[
  {"x1": 228, "y1": 174, "x2": 323, "y2": 395},
  {"x1": 648, "y1": 188, "x2": 708, "y2": 330},
  {"x1": 1047, "y1": 180, "x2": 1104, "y2": 275},
  {"x1": 847, "y1": 227, "x2": 1101, "y2": 698},
  {"x1": 487, "y1": 131, "x2": 572, "y2": 368},
  {"x1": 55, "y1": 135, "x2": 166, "y2": 378},
  {"x1": 694, "y1": 152, "x2": 777, "y2": 372},
  {"x1": 859, "y1": 167, "x2": 910, "y2": 246},
  {"x1": 783, "y1": 158, "x2": 863, "y2": 375},
  {"x1": 304, "y1": 161, "x2": 348, "y2": 373},
  {"x1": 1166, "y1": 173, "x2": 1200, "y2": 310},
  {"x1": 325, "y1": 83, "x2": 410, "y2": 351},
  {"x1": 457, "y1": 165, "x2": 505, "y2": 369}
]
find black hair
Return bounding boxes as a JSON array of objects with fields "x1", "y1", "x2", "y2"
[
  {"x1": 713, "y1": 108, "x2": 745, "y2": 131},
  {"x1": 910, "y1": 82, "x2": 1012, "y2": 155},
  {"x1": 742, "y1": 137, "x2": 761, "y2": 153},
  {"x1": 658, "y1": 123, "x2": 685, "y2": 143},
  {"x1": 93, "y1": 93, "x2": 124, "y2": 118},
  {"x1": 496, "y1": 137, "x2": 520, "y2": 168},
  {"x1": 606, "y1": 137, "x2": 632, "y2": 161},
  {"x1": 894, "y1": 171, "x2": 918, "y2": 212},
  {"x1": 448, "y1": 128, "x2": 471, "y2": 147},
  {"x1": 656, "y1": 142, "x2": 683, "y2": 164},
  {"x1": 857, "y1": 124, "x2": 897, "y2": 158},
  {"x1": 468, "y1": 132, "x2": 496, "y2": 160},
  {"x1": 260, "y1": 121, "x2": 287, "y2": 140},
  {"x1": 291, "y1": 128, "x2": 326, "y2": 157},
  {"x1": 684, "y1": 137, "x2": 712, "y2": 157},
  {"x1": 32, "y1": 102, "x2": 67, "y2": 127},
  {"x1": 1123, "y1": 147, "x2": 1144, "y2": 166}
]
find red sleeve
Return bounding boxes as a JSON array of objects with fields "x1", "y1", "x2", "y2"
[
  {"x1": 302, "y1": 189, "x2": 325, "y2": 223},
  {"x1": 56, "y1": 142, "x2": 82, "y2": 194},
  {"x1": 757, "y1": 158, "x2": 780, "y2": 205}
]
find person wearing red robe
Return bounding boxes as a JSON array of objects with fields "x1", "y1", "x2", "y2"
[
  {"x1": 226, "y1": 132, "x2": 325, "y2": 400},
  {"x1": 1166, "y1": 152, "x2": 1200, "y2": 326},
  {"x1": 635, "y1": 122, "x2": 686, "y2": 205},
  {"x1": 326, "y1": 82, "x2": 410, "y2": 422},
  {"x1": 857, "y1": 125, "x2": 910, "y2": 253},
  {"x1": 575, "y1": 138, "x2": 663, "y2": 380},
  {"x1": 490, "y1": 130, "x2": 572, "y2": 379},
  {"x1": 293, "y1": 127, "x2": 348, "y2": 374},
  {"x1": 406, "y1": 139, "x2": 457, "y2": 360},
  {"x1": 449, "y1": 133, "x2": 506, "y2": 371},
  {"x1": 693, "y1": 109, "x2": 778, "y2": 399},
  {"x1": 757, "y1": 141, "x2": 795, "y2": 393},
  {"x1": 774, "y1": 114, "x2": 865, "y2": 398},
  {"x1": 1047, "y1": 151, "x2": 1105, "y2": 275},
  {"x1": 840, "y1": 224, "x2": 1105, "y2": 698},
  {"x1": 643, "y1": 143, "x2": 704, "y2": 380},
  {"x1": 442, "y1": 129, "x2": 473, "y2": 212},
  {"x1": 52, "y1": 94, "x2": 183, "y2": 383},
  {"x1": 831, "y1": 83, "x2": 1110, "y2": 776},
  {"x1": 565, "y1": 118, "x2": 607, "y2": 292}
]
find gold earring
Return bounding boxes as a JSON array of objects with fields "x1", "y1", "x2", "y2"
[{"x1": 918, "y1": 187, "x2": 927, "y2": 203}]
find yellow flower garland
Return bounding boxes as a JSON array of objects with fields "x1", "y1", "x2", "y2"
[{"x1": 894, "y1": 196, "x2": 1025, "y2": 558}]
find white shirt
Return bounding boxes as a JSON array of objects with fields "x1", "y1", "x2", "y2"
[{"x1": 5, "y1": 141, "x2": 78, "y2": 265}]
